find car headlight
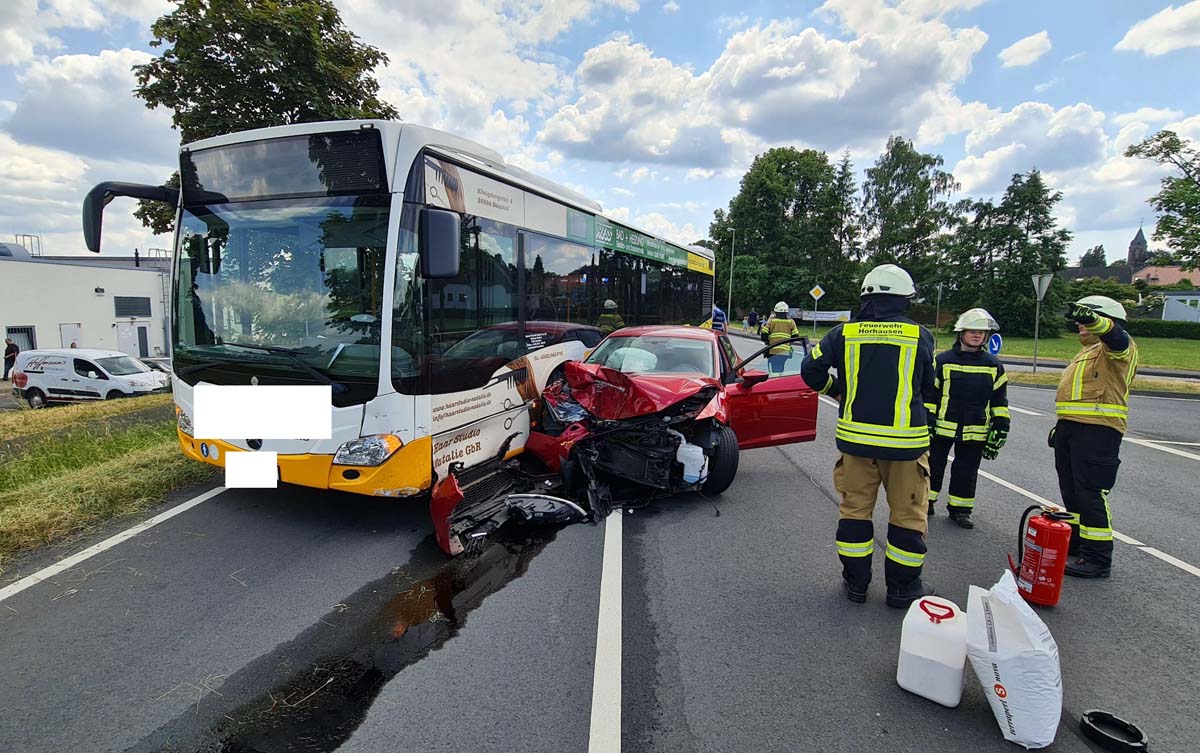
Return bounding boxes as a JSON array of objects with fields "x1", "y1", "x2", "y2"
[
  {"x1": 176, "y1": 406, "x2": 193, "y2": 436},
  {"x1": 333, "y1": 434, "x2": 403, "y2": 466}
]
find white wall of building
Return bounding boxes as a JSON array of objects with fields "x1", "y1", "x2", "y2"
[
  {"x1": 1163, "y1": 295, "x2": 1200, "y2": 322},
  {"x1": 0, "y1": 260, "x2": 169, "y2": 356}
]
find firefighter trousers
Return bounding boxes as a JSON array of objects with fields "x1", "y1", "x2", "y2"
[
  {"x1": 928, "y1": 435, "x2": 984, "y2": 513},
  {"x1": 1053, "y1": 420, "x2": 1121, "y2": 568},
  {"x1": 833, "y1": 452, "x2": 931, "y2": 591}
]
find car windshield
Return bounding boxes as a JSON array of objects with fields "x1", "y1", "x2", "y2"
[
  {"x1": 585, "y1": 335, "x2": 714, "y2": 376},
  {"x1": 96, "y1": 356, "x2": 151, "y2": 376}
]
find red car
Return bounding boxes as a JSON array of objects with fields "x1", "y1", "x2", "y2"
[{"x1": 528, "y1": 325, "x2": 817, "y2": 498}]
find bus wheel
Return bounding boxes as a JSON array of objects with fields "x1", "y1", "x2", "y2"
[
  {"x1": 702, "y1": 424, "x2": 740, "y2": 495},
  {"x1": 547, "y1": 363, "x2": 566, "y2": 388},
  {"x1": 26, "y1": 389, "x2": 46, "y2": 409}
]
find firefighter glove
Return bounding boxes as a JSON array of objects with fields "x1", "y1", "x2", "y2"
[
  {"x1": 1066, "y1": 302, "x2": 1100, "y2": 326},
  {"x1": 1047, "y1": 426, "x2": 1056, "y2": 448},
  {"x1": 983, "y1": 427, "x2": 1008, "y2": 460}
]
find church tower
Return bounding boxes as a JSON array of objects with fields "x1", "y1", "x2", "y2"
[{"x1": 1127, "y1": 224, "x2": 1149, "y2": 269}]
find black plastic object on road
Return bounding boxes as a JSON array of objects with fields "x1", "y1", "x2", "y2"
[
  {"x1": 506, "y1": 494, "x2": 588, "y2": 525},
  {"x1": 1080, "y1": 710, "x2": 1148, "y2": 752}
]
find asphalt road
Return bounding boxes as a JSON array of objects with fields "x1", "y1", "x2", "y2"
[{"x1": 2, "y1": 339, "x2": 1198, "y2": 752}]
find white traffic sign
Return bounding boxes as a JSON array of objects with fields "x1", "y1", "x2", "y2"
[
  {"x1": 1032, "y1": 273, "x2": 1054, "y2": 302},
  {"x1": 809, "y1": 285, "x2": 825, "y2": 301}
]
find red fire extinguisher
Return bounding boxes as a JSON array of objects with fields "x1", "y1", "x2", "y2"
[{"x1": 1008, "y1": 505, "x2": 1075, "y2": 607}]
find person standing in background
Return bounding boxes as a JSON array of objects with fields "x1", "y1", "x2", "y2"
[{"x1": 3, "y1": 338, "x2": 18, "y2": 380}]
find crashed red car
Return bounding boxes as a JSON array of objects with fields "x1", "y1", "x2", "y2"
[{"x1": 432, "y1": 326, "x2": 817, "y2": 554}]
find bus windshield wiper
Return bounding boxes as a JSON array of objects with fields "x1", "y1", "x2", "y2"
[
  {"x1": 176, "y1": 361, "x2": 223, "y2": 377},
  {"x1": 227, "y1": 342, "x2": 349, "y2": 394}
]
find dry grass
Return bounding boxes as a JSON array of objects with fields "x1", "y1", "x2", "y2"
[
  {"x1": 1006, "y1": 371, "x2": 1200, "y2": 395},
  {"x1": 0, "y1": 393, "x2": 175, "y2": 441},
  {"x1": 0, "y1": 422, "x2": 217, "y2": 575}
]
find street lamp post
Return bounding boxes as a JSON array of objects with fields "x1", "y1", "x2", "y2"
[
  {"x1": 727, "y1": 228, "x2": 736, "y2": 320},
  {"x1": 934, "y1": 282, "x2": 943, "y2": 349}
]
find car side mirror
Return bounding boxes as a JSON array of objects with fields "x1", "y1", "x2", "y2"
[
  {"x1": 741, "y1": 369, "x2": 769, "y2": 388},
  {"x1": 88, "y1": 371, "x2": 98, "y2": 379},
  {"x1": 420, "y1": 207, "x2": 461, "y2": 279}
]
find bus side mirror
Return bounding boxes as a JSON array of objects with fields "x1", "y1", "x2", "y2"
[
  {"x1": 420, "y1": 208, "x2": 461, "y2": 279},
  {"x1": 83, "y1": 181, "x2": 180, "y2": 253}
]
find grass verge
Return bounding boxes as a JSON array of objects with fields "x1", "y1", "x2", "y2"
[
  {"x1": 1006, "y1": 370, "x2": 1200, "y2": 395},
  {"x1": 0, "y1": 393, "x2": 175, "y2": 441},
  {"x1": 996, "y1": 335, "x2": 1200, "y2": 371},
  {"x1": 0, "y1": 408, "x2": 217, "y2": 575}
]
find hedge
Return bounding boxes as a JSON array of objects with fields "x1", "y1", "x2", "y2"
[{"x1": 1125, "y1": 318, "x2": 1200, "y2": 340}]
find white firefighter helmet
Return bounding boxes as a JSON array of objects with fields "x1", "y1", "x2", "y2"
[
  {"x1": 954, "y1": 307, "x2": 999, "y2": 332},
  {"x1": 603, "y1": 299, "x2": 618, "y2": 310},
  {"x1": 860, "y1": 264, "x2": 916, "y2": 297},
  {"x1": 1076, "y1": 295, "x2": 1127, "y2": 322},
  {"x1": 774, "y1": 301, "x2": 789, "y2": 314}
]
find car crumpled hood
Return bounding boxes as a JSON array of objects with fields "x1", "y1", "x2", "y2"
[{"x1": 563, "y1": 361, "x2": 720, "y2": 420}]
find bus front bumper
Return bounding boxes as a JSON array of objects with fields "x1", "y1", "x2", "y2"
[{"x1": 177, "y1": 430, "x2": 433, "y2": 497}]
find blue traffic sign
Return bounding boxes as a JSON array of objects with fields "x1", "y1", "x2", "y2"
[{"x1": 988, "y1": 333, "x2": 1003, "y2": 355}]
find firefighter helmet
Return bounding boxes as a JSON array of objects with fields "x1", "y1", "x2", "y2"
[
  {"x1": 603, "y1": 299, "x2": 618, "y2": 310},
  {"x1": 954, "y1": 308, "x2": 999, "y2": 332},
  {"x1": 774, "y1": 301, "x2": 789, "y2": 314},
  {"x1": 860, "y1": 264, "x2": 916, "y2": 297},
  {"x1": 1075, "y1": 295, "x2": 1127, "y2": 322}
]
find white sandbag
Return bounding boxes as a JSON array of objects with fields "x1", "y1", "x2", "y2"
[{"x1": 966, "y1": 570, "x2": 1062, "y2": 749}]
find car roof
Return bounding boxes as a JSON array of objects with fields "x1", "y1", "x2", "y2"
[
  {"x1": 606, "y1": 325, "x2": 718, "y2": 341},
  {"x1": 21, "y1": 348, "x2": 128, "y2": 359}
]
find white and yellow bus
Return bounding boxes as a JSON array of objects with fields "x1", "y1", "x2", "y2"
[{"x1": 83, "y1": 120, "x2": 716, "y2": 507}]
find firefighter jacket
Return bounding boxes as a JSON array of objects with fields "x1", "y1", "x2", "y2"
[
  {"x1": 760, "y1": 315, "x2": 800, "y2": 356},
  {"x1": 597, "y1": 312, "x2": 625, "y2": 334},
  {"x1": 801, "y1": 296, "x2": 938, "y2": 461},
  {"x1": 932, "y1": 341, "x2": 1010, "y2": 442},
  {"x1": 1055, "y1": 315, "x2": 1139, "y2": 434}
]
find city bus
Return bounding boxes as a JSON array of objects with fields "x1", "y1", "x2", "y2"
[{"x1": 82, "y1": 120, "x2": 717, "y2": 512}]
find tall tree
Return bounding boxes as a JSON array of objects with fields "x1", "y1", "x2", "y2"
[
  {"x1": 1078, "y1": 244, "x2": 1106, "y2": 267},
  {"x1": 709, "y1": 147, "x2": 859, "y2": 310},
  {"x1": 944, "y1": 170, "x2": 1071, "y2": 336},
  {"x1": 132, "y1": 0, "x2": 398, "y2": 233},
  {"x1": 860, "y1": 136, "x2": 960, "y2": 292},
  {"x1": 1125, "y1": 130, "x2": 1200, "y2": 269}
]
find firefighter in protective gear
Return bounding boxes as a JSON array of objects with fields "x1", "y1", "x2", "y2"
[
  {"x1": 927, "y1": 308, "x2": 1010, "y2": 529},
  {"x1": 801, "y1": 264, "x2": 939, "y2": 608},
  {"x1": 1053, "y1": 295, "x2": 1138, "y2": 579},
  {"x1": 597, "y1": 299, "x2": 625, "y2": 334},
  {"x1": 760, "y1": 301, "x2": 800, "y2": 373}
]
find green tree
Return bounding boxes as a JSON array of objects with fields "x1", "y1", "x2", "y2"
[
  {"x1": 1066, "y1": 276, "x2": 1137, "y2": 303},
  {"x1": 944, "y1": 170, "x2": 1071, "y2": 336},
  {"x1": 132, "y1": 0, "x2": 398, "y2": 233},
  {"x1": 860, "y1": 136, "x2": 960, "y2": 292},
  {"x1": 709, "y1": 147, "x2": 860, "y2": 311},
  {"x1": 1078, "y1": 244, "x2": 1106, "y2": 267},
  {"x1": 1125, "y1": 130, "x2": 1200, "y2": 269}
]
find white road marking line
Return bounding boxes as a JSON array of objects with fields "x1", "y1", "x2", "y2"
[
  {"x1": 819, "y1": 395, "x2": 839, "y2": 409},
  {"x1": 587, "y1": 511, "x2": 622, "y2": 753},
  {"x1": 1150, "y1": 441, "x2": 1200, "y2": 447},
  {"x1": 0, "y1": 486, "x2": 226, "y2": 604},
  {"x1": 1008, "y1": 405, "x2": 1043, "y2": 416},
  {"x1": 1124, "y1": 437, "x2": 1200, "y2": 462},
  {"x1": 1139, "y1": 548, "x2": 1200, "y2": 578}
]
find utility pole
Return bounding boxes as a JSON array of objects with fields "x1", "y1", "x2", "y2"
[
  {"x1": 727, "y1": 228, "x2": 736, "y2": 319},
  {"x1": 934, "y1": 282, "x2": 943, "y2": 349}
]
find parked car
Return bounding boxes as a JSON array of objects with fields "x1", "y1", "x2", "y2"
[{"x1": 9, "y1": 349, "x2": 171, "y2": 408}]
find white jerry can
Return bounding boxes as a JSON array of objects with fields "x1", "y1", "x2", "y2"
[{"x1": 896, "y1": 596, "x2": 968, "y2": 708}]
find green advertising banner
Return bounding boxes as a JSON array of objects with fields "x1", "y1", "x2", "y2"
[{"x1": 585, "y1": 216, "x2": 690, "y2": 268}]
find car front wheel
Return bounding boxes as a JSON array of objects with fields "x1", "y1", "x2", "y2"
[{"x1": 703, "y1": 424, "x2": 740, "y2": 494}]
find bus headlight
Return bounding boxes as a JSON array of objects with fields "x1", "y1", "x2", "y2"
[
  {"x1": 334, "y1": 434, "x2": 403, "y2": 466},
  {"x1": 176, "y1": 406, "x2": 193, "y2": 436}
]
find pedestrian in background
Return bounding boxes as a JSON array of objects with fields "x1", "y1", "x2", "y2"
[
  {"x1": 748, "y1": 308, "x2": 759, "y2": 331},
  {"x1": 712, "y1": 304, "x2": 727, "y2": 332},
  {"x1": 1052, "y1": 295, "x2": 1139, "y2": 579},
  {"x1": 801, "y1": 264, "x2": 939, "y2": 608},
  {"x1": 3, "y1": 338, "x2": 18, "y2": 380},
  {"x1": 760, "y1": 301, "x2": 799, "y2": 373},
  {"x1": 927, "y1": 308, "x2": 1010, "y2": 529}
]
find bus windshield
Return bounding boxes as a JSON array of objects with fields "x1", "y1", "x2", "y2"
[{"x1": 172, "y1": 194, "x2": 391, "y2": 404}]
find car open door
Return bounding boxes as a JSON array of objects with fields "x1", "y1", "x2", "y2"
[{"x1": 724, "y1": 336, "x2": 818, "y2": 449}]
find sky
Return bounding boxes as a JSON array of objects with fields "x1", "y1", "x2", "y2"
[{"x1": 1, "y1": 0, "x2": 1199, "y2": 265}]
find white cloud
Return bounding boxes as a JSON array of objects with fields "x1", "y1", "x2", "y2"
[
  {"x1": 998, "y1": 30, "x2": 1052, "y2": 68},
  {"x1": 0, "y1": 0, "x2": 168, "y2": 65},
  {"x1": 663, "y1": 0, "x2": 680, "y2": 12},
  {"x1": 1112, "y1": 107, "x2": 1187, "y2": 128},
  {"x1": 612, "y1": 186, "x2": 635, "y2": 196},
  {"x1": 3, "y1": 49, "x2": 177, "y2": 162},
  {"x1": 1115, "y1": 1, "x2": 1200, "y2": 57},
  {"x1": 630, "y1": 166, "x2": 657, "y2": 183},
  {"x1": 686, "y1": 168, "x2": 715, "y2": 181},
  {"x1": 1064, "y1": 51, "x2": 1086, "y2": 62},
  {"x1": 1034, "y1": 78, "x2": 1061, "y2": 93},
  {"x1": 629, "y1": 211, "x2": 700, "y2": 244}
]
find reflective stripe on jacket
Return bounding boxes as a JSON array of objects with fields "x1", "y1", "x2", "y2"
[
  {"x1": 933, "y1": 342, "x2": 1010, "y2": 442},
  {"x1": 801, "y1": 309, "x2": 938, "y2": 461},
  {"x1": 760, "y1": 316, "x2": 800, "y2": 356},
  {"x1": 598, "y1": 312, "x2": 625, "y2": 334},
  {"x1": 1055, "y1": 316, "x2": 1139, "y2": 434}
]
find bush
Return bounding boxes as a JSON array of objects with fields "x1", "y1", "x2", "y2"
[{"x1": 1124, "y1": 319, "x2": 1200, "y2": 340}]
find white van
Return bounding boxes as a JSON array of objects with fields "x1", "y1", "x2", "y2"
[{"x1": 10, "y1": 349, "x2": 170, "y2": 408}]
